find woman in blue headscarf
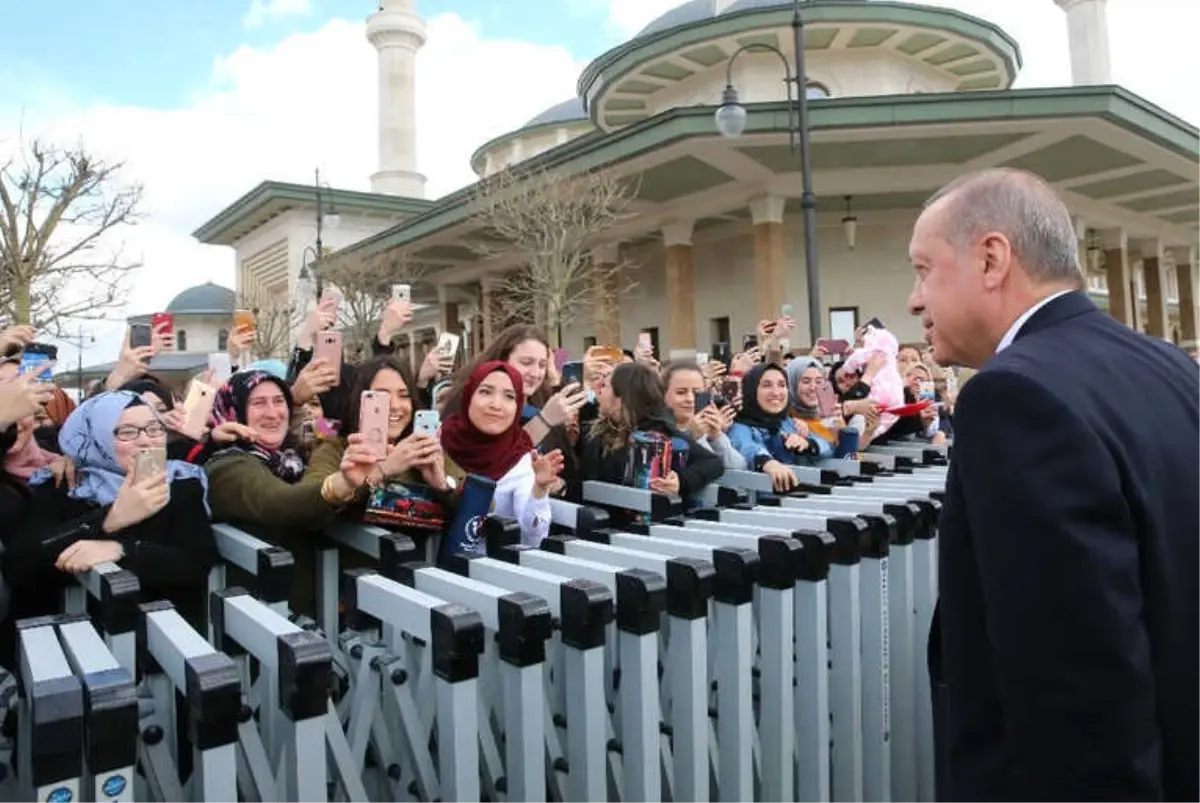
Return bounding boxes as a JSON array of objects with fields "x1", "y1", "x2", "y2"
[{"x1": 3, "y1": 391, "x2": 219, "y2": 635}]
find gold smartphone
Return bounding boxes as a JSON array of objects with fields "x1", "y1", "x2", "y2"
[{"x1": 133, "y1": 446, "x2": 167, "y2": 484}]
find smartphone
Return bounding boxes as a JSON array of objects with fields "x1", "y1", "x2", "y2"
[
  {"x1": 437, "y1": 331, "x2": 461, "y2": 359},
  {"x1": 816, "y1": 380, "x2": 839, "y2": 418},
  {"x1": 182, "y1": 380, "x2": 216, "y2": 434},
  {"x1": 817, "y1": 337, "x2": 851, "y2": 356},
  {"x1": 208, "y1": 352, "x2": 232, "y2": 385},
  {"x1": 233, "y1": 309, "x2": 256, "y2": 334},
  {"x1": 413, "y1": 409, "x2": 440, "y2": 437},
  {"x1": 918, "y1": 380, "x2": 936, "y2": 402},
  {"x1": 638, "y1": 332, "x2": 652, "y2": 351},
  {"x1": 694, "y1": 391, "x2": 712, "y2": 413},
  {"x1": 742, "y1": 334, "x2": 758, "y2": 351},
  {"x1": 721, "y1": 377, "x2": 740, "y2": 403},
  {"x1": 130, "y1": 322, "x2": 153, "y2": 349},
  {"x1": 560, "y1": 361, "x2": 584, "y2": 388},
  {"x1": 358, "y1": 390, "x2": 391, "y2": 460},
  {"x1": 314, "y1": 330, "x2": 343, "y2": 381},
  {"x1": 781, "y1": 303, "x2": 794, "y2": 319},
  {"x1": 712, "y1": 342, "x2": 732, "y2": 366},
  {"x1": 391, "y1": 284, "x2": 411, "y2": 302},
  {"x1": 695, "y1": 351, "x2": 709, "y2": 367},
  {"x1": 320, "y1": 287, "x2": 343, "y2": 308},
  {"x1": 865, "y1": 316, "x2": 884, "y2": 331},
  {"x1": 133, "y1": 446, "x2": 167, "y2": 484},
  {"x1": 944, "y1": 373, "x2": 958, "y2": 394},
  {"x1": 151, "y1": 312, "x2": 174, "y2": 337},
  {"x1": 19, "y1": 343, "x2": 57, "y2": 382}
]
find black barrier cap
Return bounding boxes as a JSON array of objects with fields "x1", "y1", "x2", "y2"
[
  {"x1": 135, "y1": 600, "x2": 175, "y2": 675},
  {"x1": 883, "y1": 503, "x2": 919, "y2": 546},
  {"x1": 379, "y1": 533, "x2": 419, "y2": 582},
  {"x1": 497, "y1": 544, "x2": 538, "y2": 565},
  {"x1": 712, "y1": 547, "x2": 760, "y2": 605},
  {"x1": 278, "y1": 630, "x2": 333, "y2": 721},
  {"x1": 484, "y1": 516, "x2": 522, "y2": 559},
  {"x1": 393, "y1": 560, "x2": 431, "y2": 588},
  {"x1": 665, "y1": 558, "x2": 714, "y2": 620},
  {"x1": 585, "y1": 528, "x2": 617, "y2": 545},
  {"x1": 819, "y1": 469, "x2": 843, "y2": 485},
  {"x1": 82, "y1": 667, "x2": 138, "y2": 774},
  {"x1": 575, "y1": 506, "x2": 610, "y2": 540},
  {"x1": 757, "y1": 535, "x2": 803, "y2": 590},
  {"x1": 930, "y1": 490, "x2": 947, "y2": 505},
  {"x1": 208, "y1": 587, "x2": 251, "y2": 656},
  {"x1": 717, "y1": 486, "x2": 748, "y2": 507},
  {"x1": 341, "y1": 568, "x2": 381, "y2": 631},
  {"x1": 859, "y1": 461, "x2": 882, "y2": 476},
  {"x1": 443, "y1": 552, "x2": 479, "y2": 576},
  {"x1": 615, "y1": 568, "x2": 666, "y2": 635},
  {"x1": 910, "y1": 499, "x2": 938, "y2": 540},
  {"x1": 541, "y1": 534, "x2": 575, "y2": 555},
  {"x1": 650, "y1": 492, "x2": 680, "y2": 522},
  {"x1": 756, "y1": 494, "x2": 783, "y2": 508},
  {"x1": 792, "y1": 530, "x2": 833, "y2": 582},
  {"x1": 826, "y1": 517, "x2": 868, "y2": 565},
  {"x1": 857, "y1": 513, "x2": 895, "y2": 559},
  {"x1": 96, "y1": 569, "x2": 141, "y2": 637},
  {"x1": 497, "y1": 592, "x2": 554, "y2": 667},
  {"x1": 560, "y1": 579, "x2": 614, "y2": 650},
  {"x1": 796, "y1": 483, "x2": 833, "y2": 495},
  {"x1": 690, "y1": 507, "x2": 720, "y2": 522},
  {"x1": 185, "y1": 652, "x2": 240, "y2": 750},
  {"x1": 30, "y1": 674, "x2": 84, "y2": 788},
  {"x1": 430, "y1": 602, "x2": 485, "y2": 682},
  {"x1": 255, "y1": 546, "x2": 295, "y2": 606}
]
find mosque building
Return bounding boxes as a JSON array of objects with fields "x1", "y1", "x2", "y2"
[{"x1": 194, "y1": 0, "x2": 1200, "y2": 361}]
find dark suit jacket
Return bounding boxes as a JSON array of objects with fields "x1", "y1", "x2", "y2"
[{"x1": 930, "y1": 291, "x2": 1198, "y2": 801}]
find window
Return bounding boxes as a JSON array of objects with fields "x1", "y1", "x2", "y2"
[
  {"x1": 217, "y1": 328, "x2": 229, "y2": 351},
  {"x1": 583, "y1": 336, "x2": 597, "y2": 350},
  {"x1": 176, "y1": 330, "x2": 188, "y2": 352},
  {"x1": 829, "y1": 307, "x2": 858, "y2": 343},
  {"x1": 805, "y1": 82, "x2": 831, "y2": 99},
  {"x1": 641, "y1": 327, "x2": 660, "y2": 356},
  {"x1": 710, "y1": 316, "x2": 730, "y2": 349}
]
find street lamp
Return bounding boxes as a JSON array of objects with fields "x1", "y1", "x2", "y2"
[
  {"x1": 715, "y1": 0, "x2": 822, "y2": 346},
  {"x1": 70, "y1": 325, "x2": 95, "y2": 398},
  {"x1": 299, "y1": 167, "x2": 341, "y2": 299}
]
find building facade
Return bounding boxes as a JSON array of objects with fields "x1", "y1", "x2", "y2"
[{"x1": 195, "y1": 0, "x2": 1200, "y2": 364}]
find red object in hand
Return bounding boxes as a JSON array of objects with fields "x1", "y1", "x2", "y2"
[
  {"x1": 151, "y1": 312, "x2": 174, "y2": 336},
  {"x1": 886, "y1": 400, "x2": 934, "y2": 417}
]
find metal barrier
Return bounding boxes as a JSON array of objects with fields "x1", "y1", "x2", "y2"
[{"x1": 62, "y1": 562, "x2": 141, "y2": 675}]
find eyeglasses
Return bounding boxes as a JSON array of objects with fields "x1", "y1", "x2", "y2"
[{"x1": 113, "y1": 422, "x2": 166, "y2": 441}]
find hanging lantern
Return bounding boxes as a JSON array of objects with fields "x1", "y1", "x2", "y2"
[{"x1": 841, "y1": 196, "x2": 858, "y2": 250}]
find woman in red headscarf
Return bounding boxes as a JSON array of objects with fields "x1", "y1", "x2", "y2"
[{"x1": 440, "y1": 361, "x2": 564, "y2": 547}]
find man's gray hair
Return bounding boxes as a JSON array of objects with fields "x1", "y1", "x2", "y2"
[{"x1": 925, "y1": 168, "x2": 1081, "y2": 284}]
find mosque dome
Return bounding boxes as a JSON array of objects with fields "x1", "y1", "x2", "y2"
[{"x1": 165, "y1": 282, "x2": 236, "y2": 315}]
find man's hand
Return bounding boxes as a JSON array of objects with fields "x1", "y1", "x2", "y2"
[
  {"x1": 377, "y1": 299, "x2": 414, "y2": 347},
  {"x1": 291, "y1": 358, "x2": 339, "y2": 405}
]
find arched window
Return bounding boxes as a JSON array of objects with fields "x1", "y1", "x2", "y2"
[
  {"x1": 805, "y1": 82, "x2": 831, "y2": 99},
  {"x1": 176, "y1": 330, "x2": 188, "y2": 352}
]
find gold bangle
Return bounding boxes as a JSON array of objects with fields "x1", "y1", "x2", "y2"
[{"x1": 321, "y1": 473, "x2": 349, "y2": 505}]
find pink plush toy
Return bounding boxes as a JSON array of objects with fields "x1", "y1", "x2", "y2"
[{"x1": 842, "y1": 326, "x2": 904, "y2": 436}]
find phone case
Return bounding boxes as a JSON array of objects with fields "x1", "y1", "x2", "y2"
[
  {"x1": 183, "y1": 381, "x2": 216, "y2": 432},
  {"x1": 208, "y1": 353, "x2": 232, "y2": 384},
  {"x1": 392, "y1": 284, "x2": 411, "y2": 302},
  {"x1": 19, "y1": 353, "x2": 53, "y2": 382},
  {"x1": 130, "y1": 324, "x2": 152, "y2": 348},
  {"x1": 560, "y1": 362, "x2": 584, "y2": 388},
  {"x1": 314, "y1": 332, "x2": 343, "y2": 378},
  {"x1": 359, "y1": 391, "x2": 391, "y2": 459},
  {"x1": 151, "y1": 312, "x2": 174, "y2": 335},
  {"x1": 695, "y1": 352, "x2": 709, "y2": 366},
  {"x1": 233, "y1": 310, "x2": 256, "y2": 333},
  {"x1": 694, "y1": 391, "x2": 712, "y2": 413},
  {"x1": 134, "y1": 448, "x2": 167, "y2": 484},
  {"x1": 438, "y1": 332, "x2": 460, "y2": 358},
  {"x1": 414, "y1": 410, "x2": 440, "y2": 436}
]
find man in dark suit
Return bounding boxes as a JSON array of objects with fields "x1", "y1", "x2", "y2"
[{"x1": 907, "y1": 168, "x2": 1198, "y2": 801}]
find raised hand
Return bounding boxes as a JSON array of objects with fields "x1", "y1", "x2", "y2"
[
  {"x1": 0, "y1": 373, "x2": 56, "y2": 429},
  {"x1": 540, "y1": 383, "x2": 590, "y2": 428},
  {"x1": 291, "y1": 358, "x2": 339, "y2": 405},
  {"x1": 531, "y1": 449, "x2": 565, "y2": 497}
]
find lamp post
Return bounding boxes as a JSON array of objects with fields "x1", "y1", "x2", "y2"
[
  {"x1": 714, "y1": 0, "x2": 822, "y2": 346},
  {"x1": 70, "y1": 325, "x2": 95, "y2": 399},
  {"x1": 299, "y1": 167, "x2": 341, "y2": 300}
]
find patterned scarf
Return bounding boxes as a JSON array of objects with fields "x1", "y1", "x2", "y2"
[{"x1": 210, "y1": 370, "x2": 306, "y2": 483}]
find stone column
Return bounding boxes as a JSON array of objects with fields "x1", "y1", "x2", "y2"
[
  {"x1": 1173, "y1": 247, "x2": 1198, "y2": 347},
  {"x1": 406, "y1": 331, "x2": 418, "y2": 373},
  {"x1": 750, "y1": 196, "x2": 787, "y2": 324},
  {"x1": 1103, "y1": 230, "x2": 1132, "y2": 326},
  {"x1": 437, "y1": 285, "x2": 460, "y2": 336},
  {"x1": 1139, "y1": 241, "x2": 1168, "y2": 339},
  {"x1": 480, "y1": 277, "x2": 497, "y2": 348},
  {"x1": 662, "y1": 221, "x2": 696, "y2": 359},
  {"x1": 591, "y1": 243, "x2": 622, "y2": 347}
]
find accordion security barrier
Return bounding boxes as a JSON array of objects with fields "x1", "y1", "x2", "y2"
[{"x1": 4, "y1": 446, "x2": 943, "y2": 802}]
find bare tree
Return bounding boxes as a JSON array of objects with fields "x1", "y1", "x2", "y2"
[
  {"x1": 470, "y1": 166, "x2": 638, "y2": 348},
  {"x1": 236, "y1": 291, "x2": 303, "y2": 361},
  {"x1": 0, "y1": 136, "x2": 143, "y2": 334},
  {"x1": 319, "y1": 250, "x2": 428, "y2": 358}
]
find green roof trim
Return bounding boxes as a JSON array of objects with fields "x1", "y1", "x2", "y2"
[
  {"x1": 334, "y1": 86, "x2": 1198, "y2": 265},
  {"x1": 193, "y1": 180, "x2": 435, "y2": 245},
  {"x1": 578, "y1": 0, "x2": 1023, "y2": 128}
]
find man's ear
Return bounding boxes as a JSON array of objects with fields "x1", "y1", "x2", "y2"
[{"x1": 979, "y1": 231, "x2": 1013, "y2": 291}]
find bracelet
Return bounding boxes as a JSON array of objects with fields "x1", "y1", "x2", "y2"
[{"x1": 321, "y1": 473, "x2": 352, "y2": 505}]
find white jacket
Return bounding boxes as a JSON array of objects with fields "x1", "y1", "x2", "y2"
[{"x1": 492, "y1": 452, "x2": 552, "y2": 547}]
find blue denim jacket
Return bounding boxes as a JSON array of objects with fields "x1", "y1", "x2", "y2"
[{"x1": 728, "y1": 419, "x2": 833, "y2": 468}]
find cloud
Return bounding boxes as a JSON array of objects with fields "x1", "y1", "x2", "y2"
[
  {"x1": 242, "y1": 0, "x2": 312, "y2": 29},
  {"x1": 1, "y1": 12, "x2": 585, "y2": 368}
]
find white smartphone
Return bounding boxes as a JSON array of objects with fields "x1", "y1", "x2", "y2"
[
  {"x1": 695, "y1": 351, "x2": 709, "y2": 367},
  {"x1": 208, "y1": 353, "x2": 232, "y2": 384},
  {"x1": 413, "y1": 409, "x2": 440, "y2": 437},
  {"x1": 437, "y1": 331, "x2": 460, "y2": 358},
  {"x1": 391, "y1": 284, "x2": 411, "y2": 302}
]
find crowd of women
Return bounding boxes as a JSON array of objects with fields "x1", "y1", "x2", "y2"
[{"x1": 0, "y1": 302, "x2": 956, "y2": 663}]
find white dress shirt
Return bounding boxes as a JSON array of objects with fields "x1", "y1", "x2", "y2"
[{"x1": 995, "y1": 290, "x2": 1072, "y2": 354}]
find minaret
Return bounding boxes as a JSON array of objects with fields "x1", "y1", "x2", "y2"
[
  {"x1": 1053, "y1": 0, "x2": 1112, "y2": 85},
  {"x1": 367, "y1": 0, "x2": 427, "y2": 198}
]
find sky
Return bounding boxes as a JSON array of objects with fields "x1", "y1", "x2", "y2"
[{"x1": 1, "y1": 0, "x2": 1197, "y2": 369}]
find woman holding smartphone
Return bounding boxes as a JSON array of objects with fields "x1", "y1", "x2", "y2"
[
  {"x1": 661, "y1": 362, "x2": 745, "y2": 470},
  {"x1": 2, "y1": 391, "x2": 218, "y2": 662}
]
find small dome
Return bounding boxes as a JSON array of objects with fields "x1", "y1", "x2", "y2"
[
  {"x1": 165, "y1": 282, "x2": 236, "y2": 314},
  {"x1": 523, "y1": 98, "x2": 587, "y2": 128}
]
